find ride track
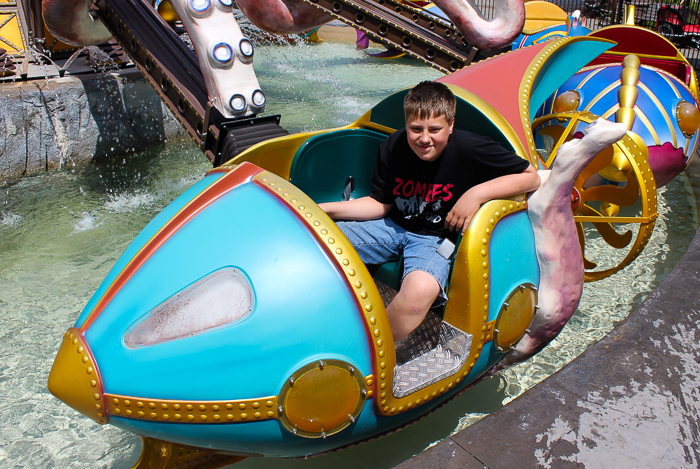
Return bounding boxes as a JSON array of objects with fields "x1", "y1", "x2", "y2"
[
  {"x1": 90, "y1": 0, "x2": 493, "y2": 168},
  {"x1": 96, "y1": 0, "x2": 290, "y2": 166},
  {"x1": 296, "y1": 0, "x2": 479, "y2": 73}
]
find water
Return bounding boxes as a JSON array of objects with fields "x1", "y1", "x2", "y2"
[{"x1": 0, "y1": 40, "x2": 698, "y2": 468}]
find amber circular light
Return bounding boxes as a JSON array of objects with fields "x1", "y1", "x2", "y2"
[
  {"x1": 157, "y1": 1, "x2": 179, "y2": 23},
  {"x1": 677, "y1": 100, "x2": 700, "y2": 138},
  {"x1": 494, "y1": 284, "x2": 538, "y2": 351},
  {"x1": 553, "y1": 90, "x2": 581, "y2": 113},
  {"x1": 279, "y1": 360, "x2": 366, "y2": 438}
]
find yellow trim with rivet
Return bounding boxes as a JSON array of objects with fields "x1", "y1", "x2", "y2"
[
  {"x1": 441, "y1": 198, "x2": 530, "y2": 386},
  {"x1": 519, "y1": 38, "x2": 592, "y2": 162},
  {"x1": 105, "y1": 394, "x2": 278, "y2": 423},
  {"x1": 47, "y1": 328, "x2": 108, "y2": 424}
]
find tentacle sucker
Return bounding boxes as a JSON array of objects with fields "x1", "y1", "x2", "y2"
[
  {"x1": 42, "y1": 0, "x2": 112, "y2": 46},
  {"x1": 498, "y1": 118, "x2": 628, "y2": 369}
]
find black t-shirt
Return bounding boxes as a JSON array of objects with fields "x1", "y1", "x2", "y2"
[{"x1": 370, "y1": 128, "x2": 530, "y2": 240}]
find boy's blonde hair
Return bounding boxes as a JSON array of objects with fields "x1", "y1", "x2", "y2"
[{"x1": 404, "y1": 81, "x2": 457, "y2": 123}]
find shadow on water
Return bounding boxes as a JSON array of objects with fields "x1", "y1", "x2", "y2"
[
  {"x1": 79, "y1": 72, "x2": 169, "y2": 161},
  {"x1": 234, "y1": 375, "x2": 507, "y2": 469},
  {"x1": 106, "y1": 374, "x2": 509, "y2": 469}
]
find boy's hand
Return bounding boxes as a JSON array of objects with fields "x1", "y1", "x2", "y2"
[{"x1": 445, "y1": 191, "x2": 482, "y2": 234}]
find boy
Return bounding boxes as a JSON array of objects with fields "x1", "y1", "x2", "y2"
[{"x1": 319, "y1": 81, "x2": 540, "y2": 342}]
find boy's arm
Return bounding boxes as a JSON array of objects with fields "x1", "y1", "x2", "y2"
[
  {"x1": 319, "y1": 196, "x2": 392, "y2": 221},
  {"x1": 445, "y1": 164, "x2": 540, "y2": 234}
]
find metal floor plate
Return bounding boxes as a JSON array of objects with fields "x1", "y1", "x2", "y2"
[{"x1": 393, "y1": 321, "x2": 472, "y2": 398}]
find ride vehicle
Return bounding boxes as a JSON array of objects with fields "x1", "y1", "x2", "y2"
[{"x1": 47, "y1": 34, "x2": 662, "y2": 467}]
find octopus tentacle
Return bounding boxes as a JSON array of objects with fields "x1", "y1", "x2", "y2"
[
  {"x1": 235, "y1": 0, "x2": 332, "y2": 35},
  {"x1": 42, "y1": 0, "x2": 111, "y2": 46},
  {"x1": 498, "y1": 118, "x2": 628, "y2": 369},
  {"x1": 432, "y1": 0, "x2": 525, "y2": 50}
]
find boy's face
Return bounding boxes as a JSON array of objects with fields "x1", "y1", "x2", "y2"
[{"x1": 405, "y1": 114, "x2": 454, "y2": 162}]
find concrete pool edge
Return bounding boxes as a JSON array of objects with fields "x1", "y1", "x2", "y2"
[
  {"x1": 0, "y1": 68, "x2": 187, "y2": 179},
  {"x1": 396, "y1": 160, "x2": 700, "y2": 468}
]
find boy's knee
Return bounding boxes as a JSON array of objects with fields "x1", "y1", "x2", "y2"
[{"x1": 400, "y1": 270, "x2": 441, "y2": 311}]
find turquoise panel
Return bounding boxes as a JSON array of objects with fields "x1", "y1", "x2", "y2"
[
  {"x1": 74, "y1": 173, "x2": 225, "y2": 328},
  {"x1": 85, "y1": 182, "x2": 371, "y2": 402},
  {"x1": 512, "y1": 24, "x2": 569, "y2": 50},
  {"x1": 488, "y1": 210, "x2": 539, "y2": 320},
  {"x1": 289, "y1": 128, "x2": 388, "y2": 203},
  {"x1": 529, "y1": 39, "x2": 615, "y2": 121},
  {"x1": 368, "y1": 90, "x2": 408, "y2": 131}
]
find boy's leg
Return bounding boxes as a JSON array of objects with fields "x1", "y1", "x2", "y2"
[
  {"x1": 390, "y1": 233, "x2": 452, "y2": 342},
  {"x1": 336, "y1": 219, "x2": 402, "y2": 265},
  {"x1": 386, "y1": 270, "x2": 441, "y2": 341}
]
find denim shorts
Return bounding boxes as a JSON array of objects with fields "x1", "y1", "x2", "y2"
[{"x1": 336, "y1": 218, "x2": 451, "y2": 303}]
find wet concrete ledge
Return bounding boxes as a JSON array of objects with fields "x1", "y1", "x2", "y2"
[
  {"x1": 0, "y1": 68, "x2": 186, "y2": 179},
  {"x1": 397, "y1": 160, "x2": 700, "y2": 468}
]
